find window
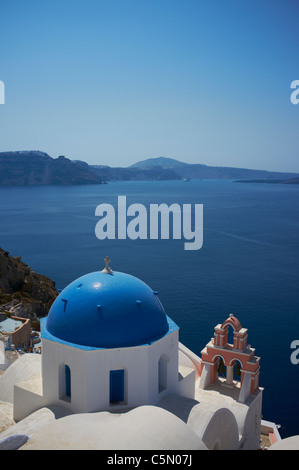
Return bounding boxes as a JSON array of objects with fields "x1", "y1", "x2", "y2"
[
  {"x1": 65, "y1": 365, "x2": 71, "y2": 398},
  {"x1": 217, "y1": 357, "x2": 226, "y2": 378},
  {"x1": 110, "y1": 369, "x2": 125, "y2": 404},
  {"x1": 233, "y1": 360, "x2": 242, "y2": 382},
  {"x1": 59, "y1": 364, "x2": 71, "y2": 402},
  {"x1": 158, "y1": 354, "x2": 168, "y2": 392}
]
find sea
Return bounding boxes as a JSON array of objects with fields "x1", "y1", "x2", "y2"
[{"x1": 0, "y1": 179, "x2": 298, "y2": 439}]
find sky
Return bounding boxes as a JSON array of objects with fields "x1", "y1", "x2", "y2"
[{"x1": 0, "y1": 0, "x2": 299, "y2": 172}]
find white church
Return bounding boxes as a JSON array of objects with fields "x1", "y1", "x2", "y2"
[{"x1": 0, "y1": 256, "x2": 290, "y2": 450}]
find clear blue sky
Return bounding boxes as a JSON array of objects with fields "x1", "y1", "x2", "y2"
[{"x1": 0, "y1": 0, "x2": 299, "y2": 172}]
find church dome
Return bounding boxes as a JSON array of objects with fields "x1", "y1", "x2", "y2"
[{"x1": 45, "y1": 261, "x2": 169, "y2": 349}]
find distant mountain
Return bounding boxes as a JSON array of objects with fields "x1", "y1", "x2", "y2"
[
  {"x1": 130, "y1": 156, "x2": 185, "y2": 168},
  {"x1": 0, "y1": 151, "x2": 103, "y2": 186},
  {"x1": 1, "y1": 151, "x2": 299, "y2": 185},
  {"x1": 129, "y1": 157, "x2": 299, "y2": 181}
]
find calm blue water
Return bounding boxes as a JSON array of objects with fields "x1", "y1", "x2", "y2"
[{"x1": 0, "y1": 179, "x2": 299, "y2": 438}]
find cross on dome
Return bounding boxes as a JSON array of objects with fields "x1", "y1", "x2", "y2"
[{"x1": 102, "y1": 256, "x2": 113, "y2": 274}]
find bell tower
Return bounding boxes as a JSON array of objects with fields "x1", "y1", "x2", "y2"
[{"x1": 199, "y1": 314, "x2": 261, "y2": 404}]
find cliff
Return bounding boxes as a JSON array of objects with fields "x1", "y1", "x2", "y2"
[
  {"x1": 0, "y1": 151, "x2": 103, "y2": 186},
  {"x1": 0, "y1": 248, "x2": 58, "y2": 321},
  {"x1": 1, "y1": 152, "x2": 299, "y2": 184}
]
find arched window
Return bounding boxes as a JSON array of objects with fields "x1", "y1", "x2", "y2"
[
  {"x1": 216, "y1": 356, "x2": 226, "y2": 379},
  {"x1": 158, "y1": 354, "x2": 168, "y2": 392},
  {"x1": 65, "y1": 365, "x2": 71, "y2": 398},
  {"x1": 233, "y1": 360, "x2": 242, "y2": 382},
  {"x1": 226, "y1": 324, "x2": 235, "y2": 347},
  {"x1": 59, "y1": 364, "x2": 71, "y2": 402}
]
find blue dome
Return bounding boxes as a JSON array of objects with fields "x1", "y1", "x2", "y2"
[{"x1": 45, "y1": 271, "x2": 169, "y2": 348}]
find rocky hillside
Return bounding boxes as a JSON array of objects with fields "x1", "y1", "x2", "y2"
[
  {"x1": 0, "y1": 151, "x2": 103, "y2": 186},
  {"x1": 0, "y1": 248, "x2": 58, "y2": 321}
]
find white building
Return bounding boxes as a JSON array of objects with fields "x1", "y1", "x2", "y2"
[
  {"x1": 0, "y1": 257, "x2": 274, "y2": 450},
  {"x1": 13, "y1": 258, "x2": 196, "y2": 420}
]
